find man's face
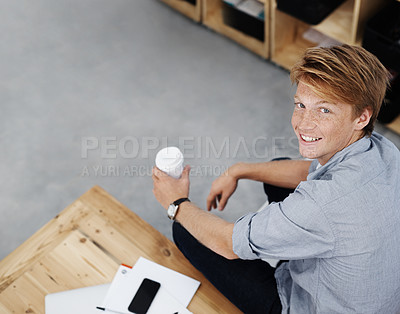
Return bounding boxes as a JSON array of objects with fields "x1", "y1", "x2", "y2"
[{"x1": 291, "y1": 81, "x2": 367, "y2": 165}]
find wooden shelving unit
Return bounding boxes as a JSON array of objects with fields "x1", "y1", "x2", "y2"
[
  {"x1": 160, "y1": 0, "x2": 400, "y2": 135},
  {"x1": 387, "y1": 115, "x2": 400, "y2": 135},
  {"x1": 269, "y1": 0, "x2": 389, "y2": 70},
  {"x1": 203, "y1": 0, "x2": 269, "y2": 59},
  {"x1": 269, "y1": 0, "x2": 399, "y2": 134},
  {"x1": 161, "y1": 0, "x2": 202, "y2": 22}
]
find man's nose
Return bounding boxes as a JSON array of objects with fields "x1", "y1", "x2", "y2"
[{"x1": 298, "y1": 111, "x2": 316, "y2": 130}]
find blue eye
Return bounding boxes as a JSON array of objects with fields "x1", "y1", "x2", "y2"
[
  {"x1": 295, "y1": 103, "x2": 305, "y2": 109},
  {"x1": 321, "y1": 108, "x2": 330, "y2": 113}
]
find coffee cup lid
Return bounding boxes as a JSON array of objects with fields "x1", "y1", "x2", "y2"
[{"x1": 155, "y1": 147, "x2": 183, "y2": 169}]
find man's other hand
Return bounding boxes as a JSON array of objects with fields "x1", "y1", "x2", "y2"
[{"x1": 206, "y1": 170, "x2": 238, "y2": 211}]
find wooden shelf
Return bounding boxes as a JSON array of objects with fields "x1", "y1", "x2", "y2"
[
  {"x1": 160, "y1": 0, "x2": 400, "y2": 134},
  {"x1": 270, "y1": 0, "x2": 389, "y2": 70},
  {"x1": 270, "y1": 8, "x2": 314, "y2": 70},
  {"x1": 203, "y1": 0, "x2": 269, "y2": 59},
  {"x1": 312, "y1": 0, "x2": 356, "y2": 44},
  {"x1": 161, "y1": 0, "x2": 388, "y2": 68},
  {"x1": 161, "y1": 0, "x2": 202, "y2": 22},
  {"x1": 314, "y1": 0, "x2": 389, "y2": 45}
]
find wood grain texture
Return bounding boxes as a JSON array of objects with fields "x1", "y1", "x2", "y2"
[{"x1": 0, "y1": 186, "x2": 242, "y2": 313}]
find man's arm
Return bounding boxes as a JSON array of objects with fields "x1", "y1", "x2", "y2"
[
  {"x1": 175, "y1": 202, "x2": 238, "y2": 260},
  {"x1": 152, "y1": 165, "x2": 238, "y2": 259},
  {"x1": 207, "y1": 159, "x2": 311, "y2": 211},
  {"x1": 152, "y1": 160, "x2": 312, "y2": 259},
  {"x1": 232, "y1": 159, "x2": 311, "y2": 188}
]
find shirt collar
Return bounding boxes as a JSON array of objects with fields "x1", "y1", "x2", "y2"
[{"x1": 307, "y1": 135, "x2": 372, "y2": 180}]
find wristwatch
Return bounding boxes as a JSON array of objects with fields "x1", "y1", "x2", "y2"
[{"x1": 167, "y1": 197, "x2": 190, "y2": 220}]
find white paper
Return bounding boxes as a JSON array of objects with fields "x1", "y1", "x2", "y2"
[
  {"x1": 146, "y1": 287, "x2": 192, "y2": 314},
  {"x1": 101, "y1": 265, "x2": 133, "y2": 313},
  {"x1": 237, "y1": 0, "x2": 264, "y2": 19},
  {"x1": 45, "y1": 284, "x2": 111, "y2": 314},
  {"x1": 132, "y1": 257, "x2": 200, "y2": 307},
  {"x1": 102, "y1": 257, "x2": 200, "y2": 313}
]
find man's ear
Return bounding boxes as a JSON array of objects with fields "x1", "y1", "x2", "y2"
[{"x1": 355, "y1": 107, "x2": 372, "y2": 130}]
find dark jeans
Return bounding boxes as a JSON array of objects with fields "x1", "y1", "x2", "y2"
[{"x1": 173, "y1": 159, "x2": 294, "y2": 314}]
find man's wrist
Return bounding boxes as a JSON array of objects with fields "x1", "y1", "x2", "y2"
[
  {"x1": 227, "y1": 162, "x2": 247, "y2": 180},
  {"x1": 167, "y1": 197, "x2": 190, "y2": 220},
  {"x1": 174, "y1": 200, "x2": 190, "y2": 221},
  {"x1": 165, "y1": 194, "x2": 188, "y2": 209}
]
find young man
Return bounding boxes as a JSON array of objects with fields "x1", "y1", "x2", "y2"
[{"x1": 152, "y1": 45, "x2": 400, "y2": 313}]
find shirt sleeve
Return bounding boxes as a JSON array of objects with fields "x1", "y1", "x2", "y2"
[{"x1": 233, "y1": 182, "x2": 336, "y2": 260}]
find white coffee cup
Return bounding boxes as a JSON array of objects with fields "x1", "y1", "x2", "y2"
[{"x1": 155, "y1": 147, "x2": 184, "y2": 179}]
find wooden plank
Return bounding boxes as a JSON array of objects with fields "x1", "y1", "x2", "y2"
[
  {"x1": 39, "y1": 230, "x2": 118, "y2": 288},
  {"x1": 270, "y1": 5, "x2": 314, "y2": 70},
  {"x1": 272, "y1": 40, "x2": 311, "y2": 70},
  {"x1": 0, "y1": 201, "x2": 90, "y2": 292},
  {"x1": 78, "y1": 212, "x2": 152, "y2": 265},
  {"x1": 0, "y1": 275, "x2": 46, "y2": 314},
  {"x1": 264, "y1": 0, "x2": 270, "y2": 57},
  {"x1": 0, "y1": 230, "x2": 118, "y2": 314},
  {"x1": 203, "y1": 0, "x2": 268, "y2": 58},
  {"x1": 312, "y1": 0, "x2": 355, "y2": 44},
  {"x1": 271, "y1": 7, "x2": 298, "y2": 57},
  {"x1": 202, "y1": 0, "x2": 223, "y2": 31},
  {"x1": 160, "y1": 0, "x2": 202, "y2": 22}
]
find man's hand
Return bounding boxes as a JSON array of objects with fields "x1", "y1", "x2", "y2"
[
  {"x1": 206, "y1": 170, "x2": 238, "y2": 211},
  {"x1": 152, "y1": 165, "x2": 190, "y2": 209}
]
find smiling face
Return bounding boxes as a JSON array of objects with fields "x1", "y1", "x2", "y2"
[{"x1": 291, "y1": 81, "x2": 371, "y2": 165}]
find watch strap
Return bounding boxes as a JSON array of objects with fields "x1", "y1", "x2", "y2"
[
  {"x1": 173, "y1": 197, "x2": 190, "y2": 206},
  {"x1": 168, "y1": 198, "x2": 190, "y2": 221}
]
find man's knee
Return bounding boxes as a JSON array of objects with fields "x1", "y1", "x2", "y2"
[
  {"x1": 263, "y1": 157, "x2": 294, "y2": 203},
  {"x1": 172, "y1": 221, "x2": 200, "y2": 257},
  {"x1": 172, "y1": 221, "x2": 187, "y2": 249}
]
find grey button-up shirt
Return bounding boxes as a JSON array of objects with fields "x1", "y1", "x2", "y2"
[{"x1": 233, "y1": 132, "x2": 400, "y2": 313}]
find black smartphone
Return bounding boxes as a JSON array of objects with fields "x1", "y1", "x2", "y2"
[{"x1": 128, "y1": 278, "x2": 161, "y2": 314}]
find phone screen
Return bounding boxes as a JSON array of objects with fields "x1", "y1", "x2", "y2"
[{"x1": 128, "y1": 278, "x2": 160, "y2": 314}]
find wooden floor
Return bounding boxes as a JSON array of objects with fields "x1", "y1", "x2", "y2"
[{"x1": 0, "y1": 186, "x2": 242, "y2": 314}]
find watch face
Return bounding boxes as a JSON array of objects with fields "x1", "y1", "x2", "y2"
[{"x1": 167, "y1": 204, "x2": 177, "y2": 220}]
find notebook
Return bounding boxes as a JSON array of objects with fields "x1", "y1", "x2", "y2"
[{"x1": 45, "y1": 284, "x2": 110, "y2": 314}]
